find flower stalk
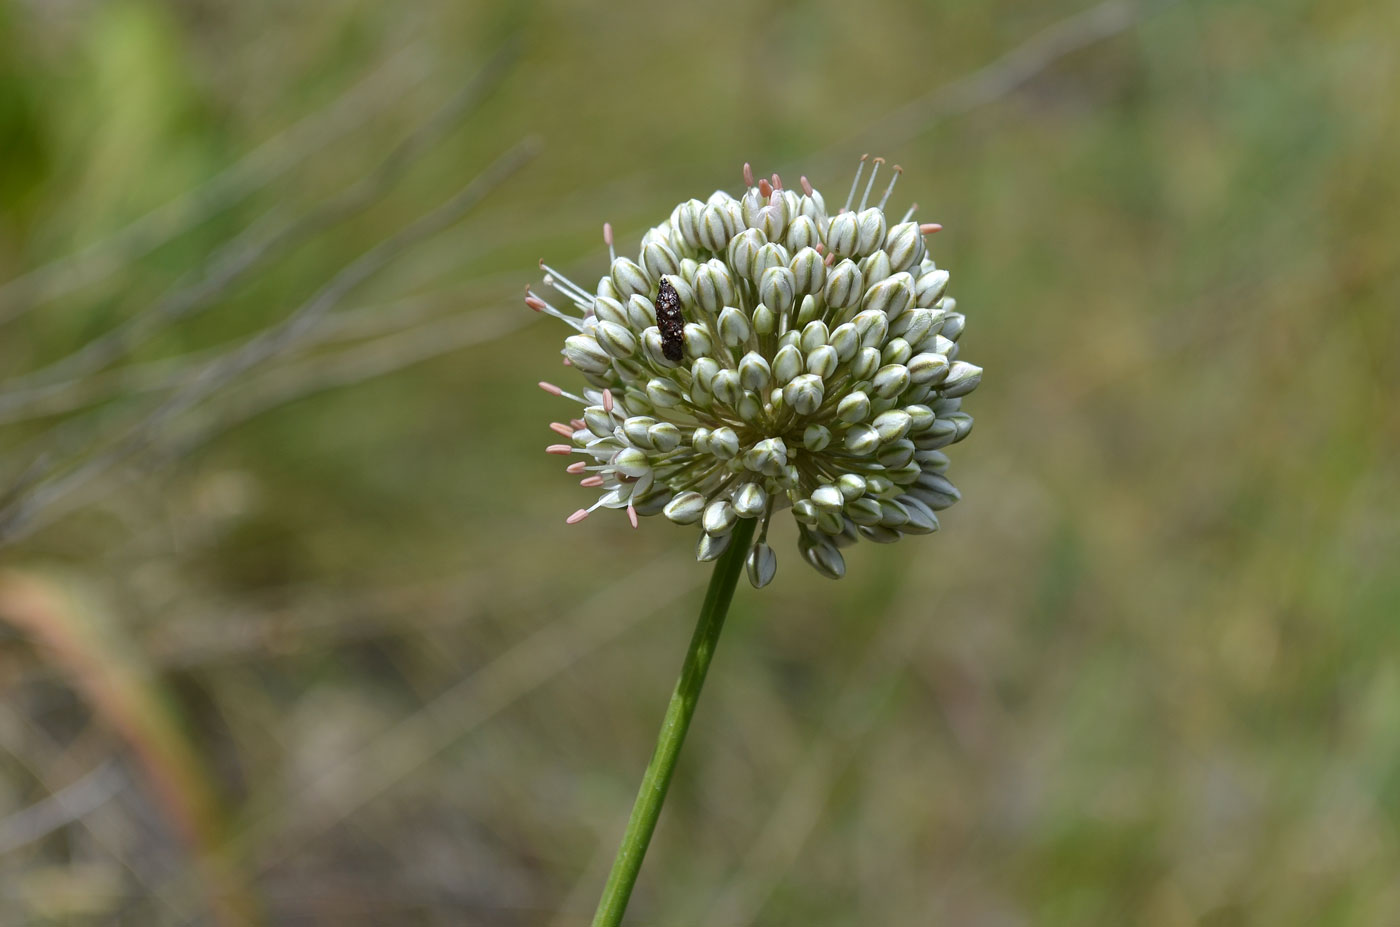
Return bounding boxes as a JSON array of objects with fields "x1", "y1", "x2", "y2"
[{"x1": 591, "y1": 516, "x2": 757, "y2": 927}]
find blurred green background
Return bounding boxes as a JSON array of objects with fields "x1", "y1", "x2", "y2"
[{"x1": 1, "y1": 0, "x2": 1398, "y2": 923}]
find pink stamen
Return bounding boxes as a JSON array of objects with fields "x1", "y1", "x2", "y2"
[
  {"x1": 538, "y1": 381, "x2": 562, "y2": 396},
  {"x1": 546, "y1": 444, "x2": 574, "y2": 455},
  {"x1": 549, "y1": 422, "x2": 574, "y2": 438},
  {"x1": 771, "y1": 173, "x2": 783, "y2": 190},
  {"x1": 525, "y1": 295, "x2": 547, "y2": 312},
  {"x1": 800, "y1": 175, "x2": 813, "y2": 196},
  {"x1": 566, "y1": 461, "x2": 587, "y2": 473},
  {"x1": 743, "y1": 162, "x2": 754, "y2": 187},
  {"x1": 603, "y1": 222, "x2": 613, "y2": 246},
  {"x1": 824, "y1": 251, "x2": 837, "y2": 266},
  {"x1": 570, "y1": 418, "x2": 585, "y2": 430},
  {"x1": 758, "y1": 179, "x2": 773, "y2": 198},
  {"x1": 814, "y1": 242, "x2": 825, "y2": 255},
  {"x1": 566, "y1": 509, "x2": 590, "y2": 524},
  {"x1": 580, "y1": 475, "x2": 604, "y2": 488},
  {"x1": 919, "y1": 223, "x2": 943, "y2": 235},
  {"x1": 627, "y1": 503, "x2": 639, "y2": 528},
  {"x1": 562, "y1": 357, "x2": 573, "y2": 366},
  {"x1": 602, "y1": 389, "x2": 614, "y2": 413}
]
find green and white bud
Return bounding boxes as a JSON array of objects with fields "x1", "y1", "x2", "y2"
[
  {"x1": 665, "y1": 491, "x2": 708, "y2": 525},
  {"x1": 564, "y1": 334, "x2": 611, "y2": 374},
  {"x1": 824, "y1": 259, "x2": 863, "y2": 309},
  {"x1": 941, "y1": 361, "x2": 982, "y2": 398},
  {"x1": 746, "y1": 542, "x2": 778, "y2": 588},
  {"x1": 784, "y1": 374, "x2": 825, "y2": 415},
  {"x1": 738, "y1": 351, "x2": 772, "y2": 392}
]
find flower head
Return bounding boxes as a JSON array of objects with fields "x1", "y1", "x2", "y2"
[{"x1": 529, "y1": 158, "x2": 981, "y2": 586}]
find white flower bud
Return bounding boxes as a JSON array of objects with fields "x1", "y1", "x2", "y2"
[
  {"x1": 717, "y1": 306, "x2": 752, "y2": 347},
  {"x1": 940, "y1": 361, "x2": 982, "y2": 398},
  {"x1": 851, "y1": 309, "x2": 889, "y2": 349},
  {"x1": 873, "y1": 410, "x2": 912, "y2": 443},
  {"x1": 806, "y1": 345, "x2": 839, "y2": 379},
  {"x1": 872, "y1": 364, "x2": 910, "y2": 399},
  {"x1": 941, "y1": 312, "x2": 966, "y2": 342},
  {"x1": 898, "y1": 495, "x2": 940, "y2": 534},
  {"x1": 699, "y1": 202, "x2": 732, "y2": 252},
  {"x1": 593, "y1": 296, "x2": 629, "y2": 328},
  {"x1": 916, "y1": 268, "x2": 949, "y2": 306},
  {"x1": 682, "y1": 322, "x2": 714, "y2": 360},
  {"x1": 877, "y1": 439, "x2": 915, "y2": 468},
  {"x1": 772, "y1": 343, "x2": 804, "y2": 384},
  {"x1": 697, "y1": 531, "x2": 731, "y2": 561},
  {"x1": 908, "y1": 353, "x2": 949, "y2": 386},
  {"x1": 784, "y1": 374, "x2": 825, "y2": 415},
  {"x1": 751, "y1": 303, "x2": 776, "y2": 336},
  {"x1": 627, "y1": 293, "x2": 656, "y2": 330},
  {"x1": 829, "y1": 323, "x2": 860, "y2": 362},
  {"x1": 844, "y1": 423, "x2": 880, "y2": 455},
  {"x1": 746, "y1": 542, "x2": 778, "y2": 588},
  {"x1": 752, "y1": 242, "x2": 789, "y2": 285},
  {"x1": 803, "y1": 423, "x2": 831, "y2": 451},
  {"x1": 664, "y1": 490, "x2": 707, "y2": 524},
  {"x1": 884, "y1": 222, "x2": 922, "y2": 272},
  {"x1": 846, "y1": 497, "x2": 883, "y2": 526},
  {"x1": 709, "y1": 426, "x2": 740, "y2": 459},
  {"x1": 801, "y1": 537, "x2": 846, "y2": 579},
  {"x1": 673, "y1": 199, "x2": 705, "y2": 250},
  {"x1": 854, "y1": 207, "x2": 887, "y2": 256},
  {"x1": 863, "y1": 272, "x2": 915, "y2": 319},
  {"x1": 759, "y1": 267, "x2": 797, "y2": 315},
  {"x1": 837, "y1": 390, "x2": 872, "y2": 424},
  {"x1": 648, "y1": 422, "x2": 682, "y2": 452},
  {"x1": 693, "y1": 261, "x2": 734, "y2": 317},
  {"x1": 611, "y1": 258, "x2": 651, "y2": 299},
  {"x1": 732, "y1": 482, "x2": 767, "y2": 518},
  {"x1": 824, "y1": 259, "x2": 863, "y2": 309},
  {"x1": 738, "y1": 352, "x2": 772, "y2": 392},
  {"x1": 703, "y1": 499, "x2": 737, "y2": 536},
  {"x1": 727, "y1": 229, "x2": 765, "y2": 281},
  {"x1": 595, "y1": 320, "x2": 638, "y2": 359},
  {"x1": 643, "y1": 240, "x2": 680, "y2": 280},
  {"x1": 913, "y1": 470, "x2": 961, "y2": 508},
  {"x1": 827, "y1": 212, "x2": 858, "y2": 257},
  {"x1": 711, "y1": 368, "x2": 742, "y2": 406},
  {"x1": 785, "y1": 215, "x2": 822, "y2": 252},
  {"x1": 745, "y1": 437, "x2": 788, "y2": 475},
  {"x1": 861, "y1": 249, "x2": 893, "y2": 287},
  {"x1": 850, "y1": 347, "x2": 881, "y2": 381},
  {"x1": 790, "y1": 247, "x2": 825, "y2": 296},
  {"x1": 881, "y1": 337, "x2": 912, "y2": 367},
  {"x1": 564, "y1": 334, "x2": 611, "y2": 374},
  {"x1": 611, "y1": 446, "x2": 651, "y2": 478}
]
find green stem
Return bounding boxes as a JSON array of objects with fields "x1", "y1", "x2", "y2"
[{"x1": 591, "y1": 517, "x2": 757, "y2": 927}]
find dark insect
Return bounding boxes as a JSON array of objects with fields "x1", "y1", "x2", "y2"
[{"x1": 654, "y1": 278, "x2": 685, "y2": 362}]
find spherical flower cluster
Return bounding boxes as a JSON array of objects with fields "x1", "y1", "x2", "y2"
[{"x1": 529, "y1": 158, "x2": 981, "y2": 586}]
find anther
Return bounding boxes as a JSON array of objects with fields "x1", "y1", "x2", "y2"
[{"x1": 743, "y1": 162, "x2": 755, "y2": 187}]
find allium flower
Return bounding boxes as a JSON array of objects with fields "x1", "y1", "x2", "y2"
[{"x1": 529, "y1": 158, "x2": 981, "y2": 586}]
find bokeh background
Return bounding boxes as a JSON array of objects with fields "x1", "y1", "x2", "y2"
[{"x1": 1, "y1": 0, "x2": 1398, "y2": 923}]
